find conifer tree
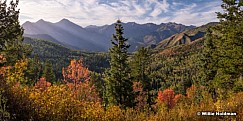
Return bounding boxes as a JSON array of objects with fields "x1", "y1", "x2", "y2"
[
  {"x1": 200, "y1": 28, "x2": 218, "y2": 98},
  {"x1": 105, "y1": 20, "x2": 134, "y2": 108},
  {"x1": 215, "y1": 0, "x2": 243, "y2": 94},
  {"x1": 131, "y1": 47, "x2": 151, "y2": 90},
  {"x1": 202, "y1": 0, "x2": 243, "y2": 98},
  {"x1": 130, "y1": 47, "x2": 153, "y2": 107},
  {"x1": 43, "y1": 60, "x2": 56, "y2": 83},
  {"x1": 0, "y1": 0, "x2": 31, "y2": 66},
  {"x1": 26, "y1": 54, "x2": 42, "y2": 86}
]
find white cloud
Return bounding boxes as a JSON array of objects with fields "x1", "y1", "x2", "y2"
[
  {"x1": 18, "y1": 0, "x2": 221, "y2": 27},
  {"x1": 168, "y1": 1, "x2": 221, "y2": 26}
]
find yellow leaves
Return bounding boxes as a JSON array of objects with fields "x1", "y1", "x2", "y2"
[
  {"x1": 3, "y1": 59, "x2": 28, "y2": 84},
  {"x1": 29, "y1": 85, "x2": 71, "y2": 119},
  {"x1": 7, "y1": 82, "x2": 243, "y2": 121},
  {"x1": 104, "y1": 106, "x2": 123, "y2": 121},
  {"x1": 214, "y1": 100, "x2": 223, "y2": 111},
  {"x1": 26, "y1": 83, "x2": 103, "y2": 120}
]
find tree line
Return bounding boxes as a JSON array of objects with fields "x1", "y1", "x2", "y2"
[{"x1": 0, "y1": 0, "x2": 242, "y2": 120}]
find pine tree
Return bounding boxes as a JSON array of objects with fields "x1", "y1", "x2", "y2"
[
  {"x1": 202, "y1": 0, "x2": 243, "y2": 98},
  {"x1": 200, "y1": 28, "x2": 218, "y2": 99},
  {"x1": 0, "y1": 0, "x2": 31, "y2": 66},
  {"x1": 131, "y1": 47, "x2": 151, "y2": 91},
  {"x1": 216, "y1": 0, "x2": 242, "y2": 95},
  {"x1": 26, "y1": 54, "x2": 42, "y2": 86},
  {"x1": 43, "y1": 60, "x2": 56, "y2": 83},
  {"x1": 130, "y1": 47, "x2": 152, "y2": 106},
  {"x1": 105, "y1": 20, "x2": 134, "y2": 108}
]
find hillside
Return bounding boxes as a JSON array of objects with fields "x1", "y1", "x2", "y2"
[
  {"x1": 23, "y1": 19, "x2": 195, "y2": 52},
  {"x1": 156, "y1": 22, "x2": 218, "y2": 50},
  {"x1": 23, "y1": 37, "x2": 110, "y2": 79},
  {"x1": 143, "y1": 22, "x2": 219, "y2": 94}
]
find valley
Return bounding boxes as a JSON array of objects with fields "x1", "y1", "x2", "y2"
[{"x1": 0, "y1": 0, "x2": 242, "y2": 120}]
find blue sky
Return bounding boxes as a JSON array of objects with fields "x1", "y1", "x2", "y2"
[{"x1": 19, "y1": 0, "x2": 222, "y2": 27}]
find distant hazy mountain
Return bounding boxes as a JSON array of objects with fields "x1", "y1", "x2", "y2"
[
  {"x1": 23, "y1": 19, "x2": 106, "y2": 51},
  {"x1": 23, "y1": 19, "x2": 195, "y2": 52}
]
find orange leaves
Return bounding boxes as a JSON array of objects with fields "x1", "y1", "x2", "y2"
[
  {"x1": 67, "y1": 81, "x2": 100, "y2": 103},
  {"x1": 0, "y1": 66, "x2": 11, "y2": 77},
  {"x1": 0, "y1": 54, "x2": 6, "y2": 64},
  {"x1": 0, "y1": 54, "x2": 10, "y2": 77},
  {"x1": 133, "y1": 81, "x2": 143, "y2": 92},
  {"x1": 34, "y1": 77, "x2": 51, "y2": 90},
  {"x1": 157, "y1": 88, "x2": 184, "y2": 109},
  {"x1": 157, "y1": 89, "x2": 175, "y2": 108},
  {"x1": 186, "y1": 85, "x2": 196, "y2": 99},
  {"x1": 174, "y1": 94, "x2": 183, "y2": 103},
  {"x1": 157, "y1": 85, "x2": 203, "y2": 109},
  {"x1": 63, "y1": 58, "x2": 100, "y2": 103},
  {"x1": 62, "y1": 59, "x2": 90, "y2": 84}
]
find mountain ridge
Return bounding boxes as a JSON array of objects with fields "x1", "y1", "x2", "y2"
[{"x1": 22, "y1": 19, "x2": 196, "y2": 52}]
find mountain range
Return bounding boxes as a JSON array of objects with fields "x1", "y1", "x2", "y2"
[{"x1": 22, "y1": 19, "x2": 195, "y2": 52}]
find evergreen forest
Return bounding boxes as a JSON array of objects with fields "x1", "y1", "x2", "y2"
[{"x1": 0, "y1": 0, "x2": 242, "y2": 120}]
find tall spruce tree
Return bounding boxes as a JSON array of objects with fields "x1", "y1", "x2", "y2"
[
  {"x1": 0, "y1": 0, "x2": 31, "y2": 66},
  {"x1": 43, "y1": 60, "x2": 56, "y2": 83},
  {"x1": 26, "y1": 54, "x2": 42, "y2": 86},
  {"x1": 131, "y1": 47, "x2": 151, "y2": 91},
  {"x1": 130, "y1": 47, "x2": 152, "y2": 106},
  {"x1": 200, "y1": 28, "x2": 218, "y2": 99},
  {"x1": 202, "y1": 0, "x2": 243, "y2": 98},
  {"x1": 105, "y1": 20, "x2": 134, "y2": 108}
]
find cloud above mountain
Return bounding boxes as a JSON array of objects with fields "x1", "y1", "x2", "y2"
[{"x1": 19, "y1": 0, "x2": 222, "y2": 27}]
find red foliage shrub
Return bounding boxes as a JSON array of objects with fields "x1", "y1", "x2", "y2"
[
  {"x1": 157, "y1": 89, "x2": 175, "y2": 108},
  {"x1": 35, "y1": 77, "x2": 51, "y2": 90}
]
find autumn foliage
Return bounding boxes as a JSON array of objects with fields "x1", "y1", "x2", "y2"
[
  {"x1": 133, "y1": 82, "x2": 148, "y2": 111},
  {"x1": 157, "y1": 88, "x2": 184, "y2": 109},
  {"x1": 186, "y1": 84, "x2": 196, "y2": 99},
  {"x1": 0, "y1": 54, "x2": 7, "y2": 76},
  {"x1": 0, "y1": 57, "x2": 28, "y2": 85},
  {"x1": 34, "y1": 77, "x2": 51, "y2": 90},
  {"x1": 62, "y1": 59, "x2": 90, "y2": 84},
  {"x1": 157, "y1": 89, "x2": 175, "y2": 108},
  {"x1": 1, "y1": 54, "x2": 242, "y2": 121},
  {"x1": 62, "y1": 58, "x2": 100, "y2": 102}
]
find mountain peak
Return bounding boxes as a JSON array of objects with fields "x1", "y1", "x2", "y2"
[
  {"x1": 59, "y1": 18, "x2": 71, "y2": 23},
  {"x1": 55, "y1": 18, "x2": 84, "y2": 29},
  {"x1": 36, "y1": 19, "x2": 45, "y2": 23},
  {"x1": 56, "y1": 18, "x2": 77, "y2": 26},
  {"x1": 85, "y1": 25, "x2": 98, "y2": 29},
  {"x1": 22, "y1": 21, "x2": 32, "y2": 26},
  {"x1": 126, "y1": 22, "x2": 139, "y2": 26}
]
